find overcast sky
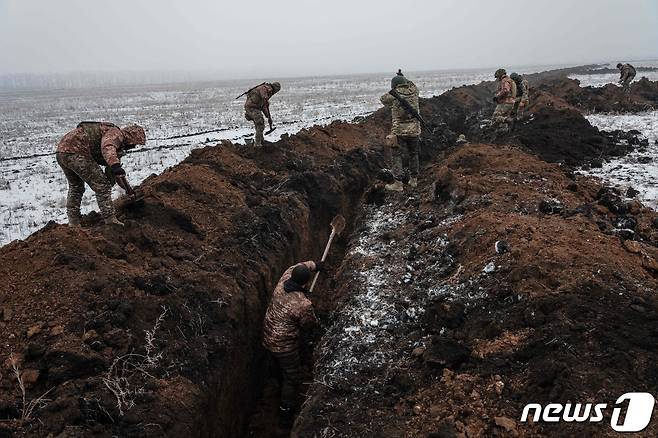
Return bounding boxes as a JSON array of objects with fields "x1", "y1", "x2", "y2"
[{"x1": 1, "y1": 0, "x2": 657, "y2": 78}]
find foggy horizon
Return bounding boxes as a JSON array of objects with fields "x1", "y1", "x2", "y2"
[{"x1": 1, "y1": 0, "x2": 657, "y2": 82}]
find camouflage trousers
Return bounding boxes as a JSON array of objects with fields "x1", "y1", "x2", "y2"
[
  {"x1": 384, "y1": 135, "x2": 420, "y2": 179},
  {"x1": 621, "y1": 74, "x2": 635, "y2": 94},
  {"x1": 56, "y1": 152, "x2": 115, "y2": 222},
  {"x1": 273, "y1": 348, "x2": 302, "y2": 411},
  {"x1": 513, "y1": 97, "x2": 529, "y2": 119},
  {"x1": 245, "y1": 108, "x2": 265, "y2": 146},
  {"x1": 492, "y1": 103, "x2": 515, "y2": 131}
]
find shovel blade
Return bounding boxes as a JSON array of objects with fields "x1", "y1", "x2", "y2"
[
  {"x1": 265, "y1": 127, "x2": 277, "y2": 136},
  {"x1": 331, "y1": 214, "x2": 346, "y2": 235}
]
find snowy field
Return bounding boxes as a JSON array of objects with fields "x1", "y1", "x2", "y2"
[
  {"x1": 1, "y1": 65, "x2": 568, "y2": 246},
  {"x1": 581, "y1": 111, "x2": 658, "y2": 209}
]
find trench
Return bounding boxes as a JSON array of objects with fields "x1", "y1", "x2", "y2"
[{"x1": 196, "y1": 137, "x2": 448, "y2": 438}]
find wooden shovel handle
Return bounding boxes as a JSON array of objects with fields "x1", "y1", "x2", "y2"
[{"x1": 309, "y1": 230, "x2": 336, "y2": 293}]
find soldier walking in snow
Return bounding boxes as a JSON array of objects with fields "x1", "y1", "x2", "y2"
[
  {"x1": 242, "y1": 82, "x2": 281, "y2": 147},
  {"x1": 510, "y1": 72, "x2": 530, "y2": 120},
  {"x1": 380, "y1": 70, "x2": 422, "y2": 192},
  {"x1": 491, "y1": 68, "x2": 517, "y2": 133},
  {"x1": 617, "y1": 63, "x2": 637, "y2": 94},
  {"x1": 55, "y1": 122, "x2": 146, "y2": 227},
  {"x1": 262, "y1": 260, "x2": 323, "y2": 424}
]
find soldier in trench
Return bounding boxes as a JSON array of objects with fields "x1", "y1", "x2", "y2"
[
  {"x1": 380, "y1": 70, "x2": 422, "y2": 192},
  {"x1": 262, "y1": 260, "x2": 324, "y2": 424},
  {"x1": 55, "y1": 121, "x2": 146, "y2": 227}
]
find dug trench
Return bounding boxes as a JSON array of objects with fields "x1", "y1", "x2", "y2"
[{"x1": 1, "y1": 70, "x2": 658, "y2": 438}]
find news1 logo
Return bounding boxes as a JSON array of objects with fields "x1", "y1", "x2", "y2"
[{"x1": 520, "y1": 393, "x2": 655, "y2": 432}]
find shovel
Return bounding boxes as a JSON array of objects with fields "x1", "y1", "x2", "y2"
[
  {"x1": 309, "y1": 214, "x2": 346, "y2": 293},
  {"x1": 265, "y1": 127, "x2": 277, "y2": 136}
]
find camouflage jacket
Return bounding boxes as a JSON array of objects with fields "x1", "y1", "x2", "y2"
[
  {"x1": 496, "y1": 76, "x2": 517, "y2": 105},
  {"x1": 245, "y1": 83, "x2": 275, "y2": 111},
  {"x1": 262, "y1": 261, "x2": 318, "y2": 353},
  {"x1": 56, "y1": 122, "x2": 124, "y2": 166},
  {"x1": 380, "y1": 81, "x2": 421, "y2": 138},
  {"x1": 620, "y1": 64, "x2": 636, "y2": 82}
]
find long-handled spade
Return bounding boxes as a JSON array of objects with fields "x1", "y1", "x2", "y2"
[{"x1": 309, "y1": 214, "x2": 346, "y2": 293}]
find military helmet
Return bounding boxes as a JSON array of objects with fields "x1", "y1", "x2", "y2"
[
  {"x1": 616, "y1": 63, "x2": 623, "y2": 69},
  {"x1": 270, "y1": 82, "x2": 281, "y2": 93},
  {"x1": 391, "y1": 69, "x2": 407, "y2": 89},
  {"x1": 494, "y1": 68, "x2": 507, "y2": 79},
  {"x1": 510, "y1": 72, "x2": 520, "y2": 81},
  {"x1": 291, "y1": 264, "x2": 312, "y2": 285},
  {"x1": 121, "y1": 124, "x2": 146, "y2": 146}
]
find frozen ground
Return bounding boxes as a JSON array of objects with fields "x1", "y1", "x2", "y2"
[
  {"x1": 0, "y1": 66, "x2": 563, "y2": 246},
  {"x1": 580, "y1": 111, "x2": 658, "y2": 209}
]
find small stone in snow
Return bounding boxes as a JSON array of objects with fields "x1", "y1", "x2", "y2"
[{"x1": 483, "y1": 262, "x2": 496, "y2": 274}]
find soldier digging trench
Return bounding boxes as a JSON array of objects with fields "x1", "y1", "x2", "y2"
[
  {"x1": 617, "y1": 62, "x2": 637, "y2": 94},
  {"x1": 262, "y1": 260, "x2": 325, "y2": 427},
  {"x1": 238, "y1": 81, "x2": 281, "y2": 147},
  {"x1": 55, "y1": 122, "x2": 146, "y2": 227}
]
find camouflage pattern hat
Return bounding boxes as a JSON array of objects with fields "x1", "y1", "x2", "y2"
[
  {"x1": 616, "y1": 63, "x2": 623, "y2": 69},
  {"x1": 494, "y1": 68, "x2": 507, "y2": 79},
  {"x1": 510, "y1": 72, "x2": 520, "y2": 81},
  {"x1": 270, "y1": 82, "x2": 281, "y2": 93},
  {"x1": 121, "y1": 124, "x2": 146, "y2": 146}
]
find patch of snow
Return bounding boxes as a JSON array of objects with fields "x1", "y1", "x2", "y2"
[{"x1": 579, "y1": 111, "x2": 658, "y2": 209}]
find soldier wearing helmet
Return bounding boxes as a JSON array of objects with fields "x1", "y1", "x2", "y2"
[
  {"x1": 55, "y1": 122, "x2": 146, "y2": 227},
  {"x1": 617, "y1": 63, "x2": 636, "y2": 94},
  {"x1": 244, "y1": 81, "x2": 281, "y2": 147},
  {"x1": 491, "y1": 68, "x2": 517, "y2": 133}
]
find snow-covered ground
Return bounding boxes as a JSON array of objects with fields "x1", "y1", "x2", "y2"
[
  {"x1": 580, "y1": 111, "x2": 658, "y2": 209},
  {"x1": 1, "y1": 66, "x2": 565, "y2": 246}
]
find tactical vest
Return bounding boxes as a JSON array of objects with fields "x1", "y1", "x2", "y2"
[{"x1": 77, "y1": 121, "x2": 117, "y2": 166}]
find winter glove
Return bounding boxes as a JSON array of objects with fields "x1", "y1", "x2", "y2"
[
  {"x1": 111, "y1": 164, "x2": 126, "y2": 176},
  {"x1": 314, "y1": 261, "x2": 326, "y2": 272}
]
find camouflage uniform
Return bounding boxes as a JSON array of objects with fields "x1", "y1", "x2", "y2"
[
  {"x1": 380, "y1": 81, "x2": 421, "y2": 179},
  {"x1": 492, "y1": 76, "x2": 517, "y2": 131},
  {"x1": 619, "y1": 63, "x2": 636, "y2": 94},
  {"x1": 55, "y1": 122, "x2": 145, "y2": 224},
  {"x1": 263, "y1": 261, "x2": 318, "y2": 410},
  {"x1": 244, "y1": 84, "x2": 276, "y2": 147}
]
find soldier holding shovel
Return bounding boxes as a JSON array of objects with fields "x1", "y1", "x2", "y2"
[
  {"x1": 238, "y1": 81, "x2": 281, "y2": 147},
  {"x1": 55, "y1": 121, "x2": 145, "y2": 227}
]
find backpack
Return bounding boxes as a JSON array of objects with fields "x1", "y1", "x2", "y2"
[
  {"x1": 512, "y1": 76, "x2": 525, "y2": 97},
  {"x1": 77, "y1": 121, "x2": 117, "y2": 165}
]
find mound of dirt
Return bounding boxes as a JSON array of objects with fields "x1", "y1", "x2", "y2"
[
  {"x1": 535, "y1": 77, "x2": 658, "y2": 113},
  {"x1": 294, "y1": 143, "x2": 658, "y2": 437}
]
